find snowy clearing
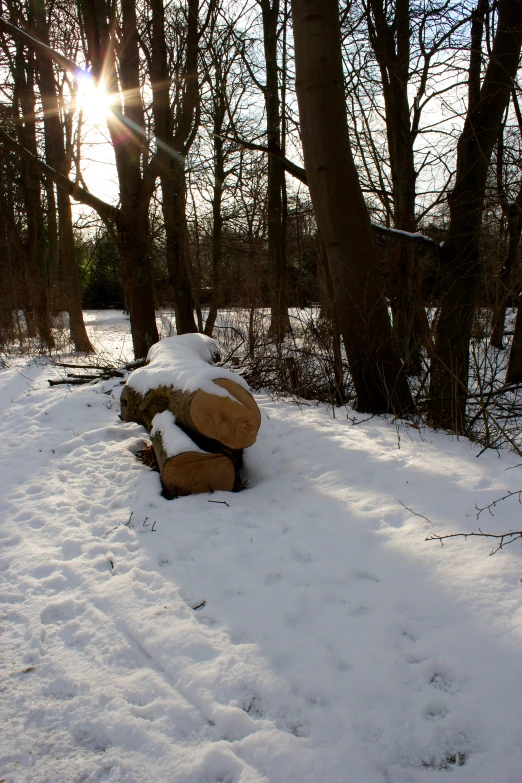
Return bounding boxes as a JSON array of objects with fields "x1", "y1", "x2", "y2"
[{"x1": 1, "y1": 311, "x2": 522, "y2": 783}]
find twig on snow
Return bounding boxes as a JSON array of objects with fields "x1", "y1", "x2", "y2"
[
  {"x1": 475, "y1": 489, "x2": 522, "y2": 518},
  {"x1": 399, "y1": 500, "x2": 433, "y2": 525},
  {"x1": 426, "y1": 528, "x2": 522, "y2": 555}
]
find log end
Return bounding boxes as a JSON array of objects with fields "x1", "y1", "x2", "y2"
[
  {"x1": 191, "y1": 378, "x2": 261, "y2": 449},
  {"x1": 161, "y1": 451, "x2": 235, "y2": 497}
]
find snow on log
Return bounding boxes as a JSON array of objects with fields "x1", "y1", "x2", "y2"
[
  {"x1": 120, "y1": 334, "x2": 261, "y2": 450},
  {"x1": 150, "y1": 411, "x2": 235, "y2": 497}
]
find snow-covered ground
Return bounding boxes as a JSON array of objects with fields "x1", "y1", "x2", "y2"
[{"x1": 1, "y1": 311, "x2": 522, "y2": 783}]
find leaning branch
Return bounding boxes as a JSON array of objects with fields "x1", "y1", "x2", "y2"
[
  {"x1": 0, "y1": 129, "x2": 119, "y2": 225},
  {"x1": 0, "y1": 16, "x2": 81, "y2": 75},
  {"x1": 371, "y1": 223, "x2": 442, "y2": 251},
  {"x1": 217, "y1": 134, "x2": 308, "y2": 184},
  {"x1": 222, "y1": 133, "x2": 442, "y2": 252}
]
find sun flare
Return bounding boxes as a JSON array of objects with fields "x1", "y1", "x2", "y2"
[{"x1": 76, "y1": 74, "x2": 114, "y2": 124}]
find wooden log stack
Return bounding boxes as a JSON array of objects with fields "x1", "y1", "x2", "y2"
[{"x1": 121, "y1": 334, "x2": 261, "y2": 497}]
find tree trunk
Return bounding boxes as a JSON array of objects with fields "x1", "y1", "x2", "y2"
[
  {"x1": 150, "y1": 0, "x2": 199, "y2": 335},
  {"x1": 14, "y1": 46, "x2": 54, "y2": 348},
  {"x1": 30, "y1": 0, "x2": 94, "y2": 352},
  {"x1": 56, "y1": 188, "x2": 94, "y2": 352},
  {"x1": 162, "y1": 160, "x2": 198, "y2": 334},
  {"x1": 429, "y1": 0, "x2": 522, "y2": 431},
  {"x1": 506, "y1": 296, "x2": 522, "y2": 385},
  {"x1": 205, "y1": 107, "x2": 225, "y2": 336},
  {"x1": 117, "y1": 213, "x2": 159, "y2": 360},
  {"x1": 491, "y1": 202, "x2": 522, "y2": 350},
  {"x1": 80, "y1": 0, "x2": 159, "y2": 357},
  {"x1": 291, "y1": 0, "x2": 413, "y2": 414},
  {"x1": 367, "y1": 0, "x2": 420, "y2": 373},
  {"x1": 490, "y1": 126, "x2": 522, "y2": 350},
  {"x1": 45, "y1": 180, "x2": 59, "y2": 310},
  {"x1": 318, "y1": 238, "x2": 345, "y2": 405},
  {"x1": 260, "y1": 0, "x2": 291, "y2": 341}
]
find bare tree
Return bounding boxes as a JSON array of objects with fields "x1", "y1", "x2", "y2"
[
  {"x1": 28, "y1": 0, "x2": 93, "y2": 352},
  {"x1": 148, "y1": 0, "x2": 200, "y2": 334},
  {"x1": 78, "y1": 0, "x2": 159, "y2": 357},
  {"x1": 429, "y1": 0, "x2": 522, "y2": 431},
  {"x1": 291, "y1": 0, "x2": 413, "y2": 413}
]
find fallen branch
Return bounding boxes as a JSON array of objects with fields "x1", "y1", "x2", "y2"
[
  {"x1": 48, "y1": 377, "x2": 92, "y2": 386},
  {"x1": 48, "y1": 358, "x2": 142, "y2": 387}
]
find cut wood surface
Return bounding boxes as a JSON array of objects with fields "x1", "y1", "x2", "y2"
[
  {"x1": 151, "y1": 429, "x2": 235, "y2": 497},
  {"x1": 190, "y1": 378, "x2": 261, "y2": 449},
  {"x1": 121, "y1": 335, "x2": 261, "y2": 454},
  {"x1": 121, "y1": 376, "x2": 261, "y2": 449}
]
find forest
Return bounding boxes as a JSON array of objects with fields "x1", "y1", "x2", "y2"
[
  {"x1": 2, "y1": 2, "x2": 522, "y2": 781},
  {"x1": 0, "y1": 0, "x2": 521, "y2": 446}
]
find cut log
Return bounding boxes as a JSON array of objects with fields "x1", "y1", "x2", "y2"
[
  {"x1": 120, "y1": 335, "x2": 261, "y2": 449},
  {"x1": 121, "y1": 378, "x2": 261, "y2": 449},
  {"x1": 153, "y1": 439, "x2": 235, "y2": 497},
  {"x1": 150, "y1": 411, "x2": 235, "y2": 497}
]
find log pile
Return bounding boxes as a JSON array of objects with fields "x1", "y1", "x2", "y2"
[{"x1": 121, "y1": 334, "x2": 260, "y2": 497}]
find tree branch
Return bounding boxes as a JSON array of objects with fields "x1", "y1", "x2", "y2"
[
  {"x1": 0, "y1": 16, "x2": 83, "y2": 76},
  {"x1": 0, "y1": 128, "x2": 119, "y2": 225},
  {"x1": 426, "y1": 528, "x2": 522, "y2": 556},
  {"x1": 219, "y1": 134, "x2": 442, "y2": 251}
]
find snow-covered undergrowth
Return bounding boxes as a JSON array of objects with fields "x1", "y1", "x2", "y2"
[{"x1": 1, "y1": 311, "x2": 522, "y2": 783}]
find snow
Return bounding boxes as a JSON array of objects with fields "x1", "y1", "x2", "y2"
[
  {"x1": 1, "y1": 310, "x2": 522, "y2": 783},
  {"x1": 127, "y1": 333, "x2": 249, "y2": 399},
  {"x1": 371, "y1": 224, "x2": 442, "y2": 247},
  {"x1": 151, "y1": 411, "x2": 204, "y2": 457}
]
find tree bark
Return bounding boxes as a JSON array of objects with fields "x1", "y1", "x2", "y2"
[
  {"x1": 260, "y1": 0, "x2": 291, "y2": 341},
  {"x1": 13, "y1": 45, "x2": 54, "y2": 348},
  {"x1": 429, "y1": 0, "x2": 522, "y2": 431},
  {"x1": 45, "y1": 180, "x2": 59, "y2": 309},
  {"x1": 506, "y1": 295, "x2": 522, "y2": 385},
  {"x1": 366, "y1": 0, "x2": 420, "y2": 373},
  {"x1": 79, "y1": 0, "x2": 159, "y2": 357},
  {"x1": 0, "y1": 15, "x2": 157, "y2": 357},
  {"x1": 290, "y1": 0, "x2": 413, "y2": 414},
  {"x1": 490, "y1": 119, "x2": 522, "y2": 350},
  {"x1": 150, "y1": 0, "x2": 198, "y2": 335},
  {"x1": 490, "y1": 202, "x2": 522, "y2": 350},
  {"x1": 30, "y1": 0, "x2": 94, "y2": 352},
  {"x1": 204, "y1": 100, "x2": 225, "y2": 336}
]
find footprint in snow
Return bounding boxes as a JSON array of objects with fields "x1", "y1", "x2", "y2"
[
  {"x1": 264, "y1": 572, "x2": 283, "y2": 586},
  {"x1": 0, "y1": 592, "x2": 26, "y2": 604},
  {"x1": 424, "y1": 704, "x2": 449, "y2": 722},
  {"x1": 40, "y1": 598, "x2": 84, "y2": 625},
  {"x1": 28, "y1": 516, "x2": 46, "y2": 529},
  {"x1": 429, "y1": 671, "x2": 464, "y2": 694},
  {"x1": 351, "y1": 606, "x2": 370, "y2": 617},
  {"x1": 354, "y1": 570, "x2": 381, "y2": 583},
  {"x1": 25, "y1": 483, "x2": 45, "y2": 495},
  {"x1": 42, "y1": 676, "x2": 78, "y2": 700},
  {"x1": 72, "y1": 726, "x2": 111, "y2": 754}
]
